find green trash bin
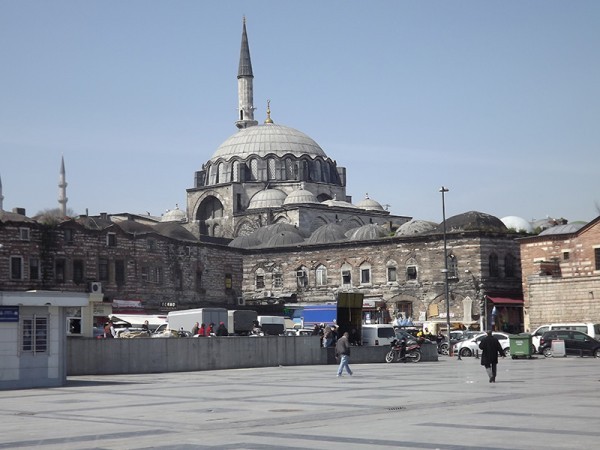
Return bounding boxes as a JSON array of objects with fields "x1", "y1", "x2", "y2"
[{"x1": 509, "y1": 334, "x2": 533, "y2": 359}]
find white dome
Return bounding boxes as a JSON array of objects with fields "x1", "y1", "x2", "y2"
[
  {"x1": 248, "y1": 189, "x2": 287, "y2": 209},
  {"x1": 211, "y1": 123, "x2": 327, "y2": 162},
  {"x1": 501, "y1": 216, "x2": 533, "y2": 233},
  {"x1": 283, "y1": 183, "x2": 319, "y2": 205},
  {"x1": 161, "y1": 205, "x2": 187, "y2": 223},
  {"x1": 356, "y1": 194, "x2": 385, "y2": 211},
  {"x1": 396, "y1": 220, "x2": 437, "y2": 236}
]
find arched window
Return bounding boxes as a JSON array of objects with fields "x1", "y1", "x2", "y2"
[
  {"x1": 208, "y1": 164, "x2": 218, "y2": 185},
  {"x1": 406, "y1": 257, "x2": 418, "y2": 281},
  {"x1": 489, "y1": 253, "x2": 499, "y2": 278},
  {"x1": 255, "y1": 268, "x2": 265, "y2": 289},
  {"x1": 341, "y1": 263, "x2": 352, "y2": 286},
  {"x1": 505, "y1": 254, "x2": 516, "y2": 278},
  {"x1": 314, "y1": 160, "x2": 322, "y2": 182},
  {"x1": 360, "y1": 262, "x2": 372, "y2": 285},
  {"x1": 272, "y1": 267, "x2": 283, "y2": 288},
  {"x1": 315, "y1": 265, "x2": 327, "y2": 287},
  {"x1": 267, "y1": 158, "x2": 276, "y2": 180},
  {"x1": 386, "y1": 260, "x2": 398, "y2": 283},
  {"x1": 285, "y1": 158, "x2": 297, "y2": 180},
  {"x1": 218, "y1": 162, "x2": 227, "y2": 184},
  {"x1": 296, "y1": 266, "x2": 309, "y2": 288},
  {"x1": 447, "y1": 254, "x2": 458, "y2": 279},
  {"x1": 249, "y1": 159, "x2": 258, "y2": 181},
  {"x1": 232, "y1": 160, "x2": 240, "y2": 182}
]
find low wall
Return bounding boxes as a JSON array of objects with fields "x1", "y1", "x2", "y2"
[{"x1": 67, "y1": 338, "x2": 438, "y2": 376}]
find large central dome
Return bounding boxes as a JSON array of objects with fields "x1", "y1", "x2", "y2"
[{"x1": 210, "y1": 123, "x2": 327, "y2": 162}]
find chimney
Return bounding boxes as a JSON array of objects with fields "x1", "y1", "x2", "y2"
[{"x1": 12, "y1": 207, "x2": 26, "y2": 216}]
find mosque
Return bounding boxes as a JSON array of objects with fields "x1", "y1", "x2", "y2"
[{"x1": 0, "y1": 19, "x2": 547, "y2": 332}]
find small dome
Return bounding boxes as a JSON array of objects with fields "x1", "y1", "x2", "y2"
[
  {"x1": 356, "y1": 193, "x2": 385, "y2": 211},
  {"x1": 248, "y1": 189, "x2": 287, "y2": 209},
  {"x1": 539, "y1": 223, "x2": 584, "y2": 236},
  {"x1": 283, "y1": 183, "x2": 319, "y2": 205},
  {"x1": 211, "y1": 123, "x2": 327, "y2": 162},
  {"x1": 501, "y1": 216, "x2": 533, "y2": 233},
  {"x1": 349, "y1": 224, "x2": 388, "y2": 241},
  {"x1": 153, "y1": 222, "x2": 197, "y2": 241},
  {"x1": 263, "y1": 230, "x2": 305, "y2": 247},
  {"x1": 228, "y1": 233, "x2": 261, "y2": 249},
  {"x1": 396, "y1": 220, "x2": 437, "y2": 236},
  {"x1": 306, "y1": 223, "x2": 347, "y2": 245},
  {"x1": 252, "y1": 222, "x2": 305, "y2": 244},
  {"x1": 161, "y1": 205, "x2": 187, "y2": 223},
  {"x1": 436, "y1": 211, "x2": 507, "y2": 233}
]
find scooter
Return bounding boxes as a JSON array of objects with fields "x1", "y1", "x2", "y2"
[{"x1": 385, "y1": 339, "x2": 422, "y2": 363}]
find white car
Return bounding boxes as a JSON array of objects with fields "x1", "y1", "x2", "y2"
[{"x1": 454, "y1": 332, "x2": 511, "y2": 357}]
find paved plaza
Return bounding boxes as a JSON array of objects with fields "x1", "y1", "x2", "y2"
[{"x1": 1, "y1": 355, "x2": 598, "y2": 449}]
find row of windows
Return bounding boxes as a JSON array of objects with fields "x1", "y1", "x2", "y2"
[
  {"x1": 253, "y1": 254, "x2": 519, "y2": 290},
  {"x1": 9, "y1": 256, "x2": 160, "y2": 287},
  {"x1": 205, "y1": 156, "x2": 339, "y2": 186}
]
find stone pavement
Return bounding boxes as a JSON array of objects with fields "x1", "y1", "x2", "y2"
[{"x1": 1, "y1": 355, "x2": 599, "y2": 449}]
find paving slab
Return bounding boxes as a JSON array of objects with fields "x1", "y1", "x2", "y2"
[{"x1": 1, "y1": 355, "x2": 599, "y2": 449}]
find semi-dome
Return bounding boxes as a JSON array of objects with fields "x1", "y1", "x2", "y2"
[
  {"x1": 501, "y1": 216, "x2": 533, "y2": 233},
  {"x1": 161, "y1": 205, "x2": 187, "y2": 223},
  {"x1": 349, "y1": 223, "x2": 388, "y2": 241},
  {"x1": 211, "y1": 123, "x2": 327, "y2": 162},
  {"x1": 396, "y1": 220, "x2": 437, "y2": 236},
  {"x1": 356, "y1": 194, "x2": 385, "y2": 211},
  {"x1": 436, "y1": 211, "x2": 507, "y2": 233},
  {"x1": 248, "y1": 188, "x2": 287, "y2": 209},
  {"x1": 306, "y1": 223, "x2": 347, "y2": 245},
  {"x1": 283, "y1": 183, "x2": 319, "y2": 205},
  {"x1": 322, "y1": 195, "x2": 355, "y2": 209}
]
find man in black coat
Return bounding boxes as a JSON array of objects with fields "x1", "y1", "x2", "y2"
[{"x1": 479, "y1": 331, "x2": 505, "y2": 383}]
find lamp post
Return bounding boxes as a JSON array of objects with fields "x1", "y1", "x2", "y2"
[{"x1": 439, "y1": 186, "x2": 451, "y2": 356}]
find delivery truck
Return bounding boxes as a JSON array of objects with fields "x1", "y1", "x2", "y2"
[
  {"x1": 227, "y1": 310, "x2": 258, "y2": 335},
  {"x1": 257, "y1": 315, "x2": 286, "y2": 335},
  {"x1": 166, "y1": 308, "x2": 228, "y2": 334}
]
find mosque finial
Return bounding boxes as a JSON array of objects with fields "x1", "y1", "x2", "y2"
[{"x1": 264, "y1": 99, "x2": 273, "y2": 124}]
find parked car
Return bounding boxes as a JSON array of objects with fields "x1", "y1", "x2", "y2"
[
  {"x1": 454, "y1": 332, "x2": 511, "y2": 357},
  {"x1": 538, "y1": 330, "x2": 600, "y2": 358}
]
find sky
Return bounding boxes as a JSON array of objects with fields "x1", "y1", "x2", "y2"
[{"x1": 1, "y1": 1, "x2": 599, "y2": 224}]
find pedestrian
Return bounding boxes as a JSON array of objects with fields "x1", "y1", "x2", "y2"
[
  {"x1": 208, "y1": 323, "x2": 215, "y2": 336},
  {"x1": 198, "y1": 323, "x2": 207, "y2": 336},
  {"x1": 479, "y1": 331, "x2": 506, "y2": 383},
  {"x1": 191, "y1": 322, "x2": 199, "y2": 335},
  {"x1": 335, "y1": 332, "x2": 353, "y2": 377},
  {"x1": 141, "y1": 320, "x2": 150, "y2": 335},
  {"x1": 323, "y1": 325, "x2": 333, "y2": 348},
  {"x1": 103, "y1": 321, "x2": 113, "y2": 339},
  {"x1": 216, "y1": 321, "x2": 228, "y2": 336}
]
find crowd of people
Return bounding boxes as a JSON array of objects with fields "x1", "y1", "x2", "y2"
[{"x1": 310, "y1": 323, "x2": 361, "y2": 348}]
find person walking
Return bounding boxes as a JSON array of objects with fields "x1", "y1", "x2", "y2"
[
  {"x1": 479, "y1": 331, "x2": 505, "y2": 383},
  {"x1": 335, "y1": 332, "x2": 353, "y2": 377}
]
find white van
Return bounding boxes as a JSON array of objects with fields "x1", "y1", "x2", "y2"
[
  {"x1": 361, "y1": 324, "x2": 396, "y2": 346},
  {"x1": 530, "y1": 323, "x2": 600, "y2": 351}
]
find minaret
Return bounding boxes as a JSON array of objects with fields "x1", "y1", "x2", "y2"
[
  {"x1": 58, "y1": 155, "x2": 68, "y2": 216},
  {"x1": 235, "y1": 17, "x2": 258, "y2": 129},
  {"x1": 0, "y1": 174, "x2": 4, "y2": 211}
]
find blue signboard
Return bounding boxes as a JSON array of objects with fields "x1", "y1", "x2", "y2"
[{"x1": 0, "y1": 306, "x2": 19, "y2": 322}]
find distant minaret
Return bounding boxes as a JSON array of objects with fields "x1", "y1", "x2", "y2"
[
  {"x1": 0, "y1": 174, "x2": 4, "y2": 211},
  {"x1": 58, "y1": 155, "x2": 68, "y2": 216},
  {"x1": 235, "y1": 17, "x2": 258, "y2": 129}
]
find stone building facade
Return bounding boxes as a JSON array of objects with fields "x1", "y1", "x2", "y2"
[
  {"x1": 519, "y1": 216, "x2": 600, "y2": 331},
  {"x1": 0, "y1": 210, "x2": 244, "y2": 317},
  {"x1": 238, "y1": 213, "x2": 523, "y2": 331}
]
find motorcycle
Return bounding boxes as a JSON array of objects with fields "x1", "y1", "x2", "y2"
[{"x1": 385, "y1": 338, "x2": 422, "y2": 363}]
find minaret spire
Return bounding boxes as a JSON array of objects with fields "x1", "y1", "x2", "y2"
[
  {"x1": 235, "y1": 17, "x2": 258, "y2": 129},
  {"x1": 58, "y1": 155, "x2": 68, "y2": 216}
]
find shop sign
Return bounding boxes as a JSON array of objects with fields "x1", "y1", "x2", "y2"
[{"x1": 0, "y1": 306, "x2": 19, "y2": 322}]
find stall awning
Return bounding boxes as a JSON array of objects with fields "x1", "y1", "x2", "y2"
[{"x1": 487, "y1": 296, "x2": 524, "y2": 305}]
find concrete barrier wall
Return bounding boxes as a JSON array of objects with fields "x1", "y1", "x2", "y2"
[{"x1": 67, "y1": 338, "x2": 438, "y2": 376}]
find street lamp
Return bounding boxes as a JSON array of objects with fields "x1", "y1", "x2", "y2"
[{"x1": 439, "y1": 186, "x2": 452, "y2": 355}]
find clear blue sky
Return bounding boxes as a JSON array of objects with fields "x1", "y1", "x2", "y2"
[{"x1": 1, "y1": 1, "x2": 599, "y2": 223}]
